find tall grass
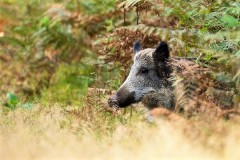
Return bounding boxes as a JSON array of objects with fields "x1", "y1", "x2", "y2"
[{"x1": 0, "y1": 0, "x2": 240, "y2": 159}]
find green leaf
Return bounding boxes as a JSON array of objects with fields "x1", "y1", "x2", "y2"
[
  {"x1": 186, "y1": 10, "x2": 195, "y2": 18},
  {"x1": 200, "y1": 27, "x2": 208, "y2": 34},
  {"x1": 6, "y1": 92, "x2": 18, "y2": 105},
  {"x1": 0, "y1": 37, "x2": 25, "y2": 47},
  {"x1": 220, "y1": 14, "x2": 239, "y2": 27},
  {"x1": 205, "y1": 52, "x2": 213, "y2": 62},
  {"x1": 39, "y1": 16, "x2": 50, "y2": 27},
  {"x1": 5, "y1": 92, "x2": 18, "y2": 109}
]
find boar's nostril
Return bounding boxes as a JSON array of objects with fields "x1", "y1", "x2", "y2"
[
  {"x1": 108, "y1": 88, "x2": 137, "y2": 108},
  {"x1": 108, "y1": 96, "x2": 119, "y2": 108}
]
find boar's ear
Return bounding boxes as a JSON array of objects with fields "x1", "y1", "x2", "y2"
[
  {"x1": 133, "y1": 41, "x2": 141, "y2": 54},
  {"x1": 153, "y1": 42, "x2": 169, "y2": 62}
]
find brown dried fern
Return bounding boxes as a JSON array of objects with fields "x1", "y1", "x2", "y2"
[{"x1": 171, "y1": 58, "x2": 236, "y2": 119}]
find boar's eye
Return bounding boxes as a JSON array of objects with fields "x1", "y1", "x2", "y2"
[{"x1": 139, "y1": 67, "x2": 149, "y2": 74}]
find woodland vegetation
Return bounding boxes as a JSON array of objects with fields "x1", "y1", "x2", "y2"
[{"x1": 0, "y1": 0, "x2": 239, "y2": 159}]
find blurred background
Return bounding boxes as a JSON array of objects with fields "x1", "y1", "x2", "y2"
[
  {"x1": 0, "y1": 0, "x2": 240, "y2": 159},
  {"x1": 0, "y1": 0, "x2": 239, "y2": 107}
]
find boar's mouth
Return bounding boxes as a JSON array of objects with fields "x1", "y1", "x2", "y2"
[
  {"x1": 108, "y1": 97, "x2": 119, "y2": 108},
  {"x1": 108, "y1": 90, "x2": 137, "y2": 108}
]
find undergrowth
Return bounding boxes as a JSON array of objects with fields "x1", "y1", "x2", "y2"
[{"x1": 0, "y1": 0, "x2": 240, "y2": 159}]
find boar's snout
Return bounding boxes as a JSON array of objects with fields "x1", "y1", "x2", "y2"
[
  {"x1": 108, "y1": 95, "x2": 119, "y2": 108},
  {"x1": 108, "y1": 86, "x2": 136, "y2": 108}
]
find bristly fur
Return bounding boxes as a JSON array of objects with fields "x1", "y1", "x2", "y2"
[
  {"x1": 108, "y1": 41, "x2": 236, "y2": 114},
  {"x1": 108, "y1": 41, "x2": 175, "y2": 110}
]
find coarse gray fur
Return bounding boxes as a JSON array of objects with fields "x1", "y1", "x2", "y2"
[{"x1": 108, "y1": 41, "x2": 175, "y2": 110}]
